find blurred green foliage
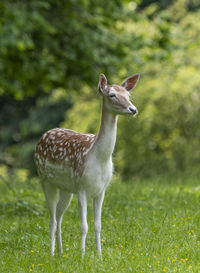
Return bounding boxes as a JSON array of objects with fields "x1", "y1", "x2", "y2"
[
  {"x1": 0, "y1": 0, "x2": 129, "y2": 173},
  {"x1": 0, "y1": 0, "x2": 200, "y2": 179}
]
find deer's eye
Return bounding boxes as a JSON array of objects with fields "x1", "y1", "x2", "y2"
[{"x1": 109, "y1": 93, "x2": 116, "y2": 98}]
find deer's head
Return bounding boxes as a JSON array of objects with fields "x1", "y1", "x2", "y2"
[{"x1": 98, "y1": 74, "x2": 140, "y2": 116}]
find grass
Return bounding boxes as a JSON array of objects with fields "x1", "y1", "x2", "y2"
[{"x1": 0, "y1": 174, "x2": 200, "y2": 272}]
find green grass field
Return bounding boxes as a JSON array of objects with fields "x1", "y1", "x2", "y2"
[{"x1": 0, "y1": 174, "x2": 200, "y2": 273}]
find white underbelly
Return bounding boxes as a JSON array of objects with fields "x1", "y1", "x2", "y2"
[
  {"x1": 39, "y1": 160, "x2": 76, "y2": 192},
  {"x1": 39, "y1": 157, "x2": 113, "y2": 197}
]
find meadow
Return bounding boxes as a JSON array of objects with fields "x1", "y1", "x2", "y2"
[{"x1": 1, "y1": 174, "x2": 200, "y2": 273}]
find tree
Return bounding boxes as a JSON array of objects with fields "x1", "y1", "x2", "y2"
[{"x1": 0, "y1": 0, "x2": 127, "y2": 98}]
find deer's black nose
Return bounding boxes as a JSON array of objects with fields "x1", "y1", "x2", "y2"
[{"x1": 129, "y1": 106, "x2": 137, "y2": 115}]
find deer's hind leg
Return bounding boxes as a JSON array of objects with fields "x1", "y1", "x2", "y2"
[
  {"x1": 41, "y1": 182, "x2": 59, "y2": 256},
  {"x1": 56, "y1": 190, "x2": 73, "y2": 254}
]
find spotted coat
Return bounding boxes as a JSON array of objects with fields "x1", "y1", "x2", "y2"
[{"x1": 34, "y1": 128, "x2": 96, "y2": 181}]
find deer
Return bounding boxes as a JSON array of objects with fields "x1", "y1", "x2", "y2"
[{"x1": 34, "y1": 73, "x2": 140, "y2": 259}]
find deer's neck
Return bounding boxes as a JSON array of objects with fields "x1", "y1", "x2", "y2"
[{"x1": 93, "y1": 99, "x2": 118, "y2": 161}]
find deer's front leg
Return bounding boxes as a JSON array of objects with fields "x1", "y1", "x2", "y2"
[
  {"x1": 78, "y1": 191, "x2": 88, "y2": 258},
  {"x1": 93, "y1": 190, "x2": 105, "y2": 259}
]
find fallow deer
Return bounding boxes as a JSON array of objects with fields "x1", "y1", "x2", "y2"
[{"x1": 34, "y1": 73, "x2": 140, "y2": 258}]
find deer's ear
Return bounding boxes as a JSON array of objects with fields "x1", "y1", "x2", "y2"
[
  {"x1": 98, "y1": 74, "x2": 108, "y2": 95},
  {"x1": 121, "y1": 74, "x2": 140, "y2": 91}
]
